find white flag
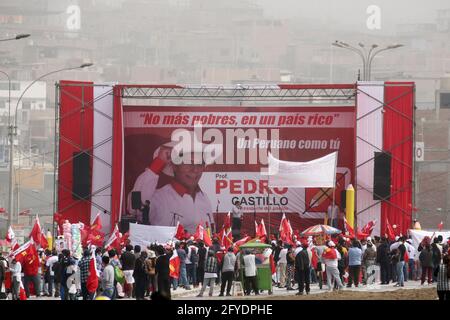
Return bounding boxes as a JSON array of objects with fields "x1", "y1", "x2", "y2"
[{"x1": 267, "y1": 152, "x2": 338, "y2": 188}]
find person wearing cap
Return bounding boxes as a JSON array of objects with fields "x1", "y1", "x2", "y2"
[
  {"x1": 322, "y1": 240, "x2": 344, "y2": 291},
  {"x1": 219, "y1": 247, "x2": 236, "y2": 297},
  {"x1": 242, "y1": 250, "x2": 259, "y2": 296},
  {"x1": 128, "y1": 134, "x2": 215, "y2": 234}
]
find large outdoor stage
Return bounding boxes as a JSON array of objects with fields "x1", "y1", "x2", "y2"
[{"x1": 55, "y1": 82, "x2": 414, "y2": 237}]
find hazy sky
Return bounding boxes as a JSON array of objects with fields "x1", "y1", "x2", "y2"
[{"x1": 257, "y1": 0, "x2": 450, "y2": 33}]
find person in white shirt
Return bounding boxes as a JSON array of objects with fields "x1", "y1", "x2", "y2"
[
  {"x1": 128, "y1": 138, "x2": 215, "y2": 234},
  {"x1": 45, "y1": 250, "x2": 59, "y2": 297},
  {"x1": 242, "y1": 250, "x2": 258, "y2": 296},
  {"x1": 277, "y1": 246, "x2": 288, "y2": 288},
  {"x1": 405, "y1": 239, "x2": 416, "y2": 281},
  {"x1": 10, "y1": 258, "x2": 22, "y2": 300}
]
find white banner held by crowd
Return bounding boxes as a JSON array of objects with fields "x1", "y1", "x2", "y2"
[
  {"x1": 267, "y1": 151, "x2": 338, "y2": 188},
  {"x1": 129, "y1": 223, "x2": 176, "y2": 247},
  {"x1": 408, "y1": 229, "x2": 450, "y2": 250}
]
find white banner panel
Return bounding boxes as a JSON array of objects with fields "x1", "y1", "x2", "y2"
[
  {"x1": 91, "y1": 85, "x2": 114, "y2": 233},
  {"x1": 129, "y1": 223, "x2": 176, "y2": 247},
  {"x1": 267, "y1": 152, "x2": 337, "y2": 188},
  {"x1": 408, "y1": 229, "x2": 450, "y2": 250},
  {"x1": 356, "y1": 82, "x2": 384, "y2": 236}
]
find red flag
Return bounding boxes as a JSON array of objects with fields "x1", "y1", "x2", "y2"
[
  {"x1": 174, "y1": 222, "x2": 185, "y2": 240},
  {"x1": 269, "y1": 254, "x2": 276, "y2": 275},
  {"x1": 438, "y1": 221, "x2": 444, "y2": 231},
  {"x1": 279, "y1": 213, "x2": 294, "y2": 245},
  {"x1": 91, "y1": 212, "x2": 102, "y2": 231},
  {"x1": 86, "y1": 251, "x2": 99, "y2": 294},
  {"x1": 11, "y1": 241, "x2": 33, "y2": 262},
  {"x1": 356, "y1": 228, "x2": 370, "y2": 240},
  {"x1": 80, "y1": 226, "x2": 89, "y2": 247},
  {"x1": 29, "y1": 215, "x2": 42, "y2": 244},
  {"x1": 40, "y1": 229, "x2": 49, "y2": 249},
  {"x1": 361, "y1": 220, "x2": 377, "y2": 236},
  {"x1": 119, "y1": 232, "x2": 129, "y2": 248},
  {"x1": 386, "y1": 218, "x2": 396, "y2": 241},
  {"x1": 344, "y1": 217, "x2": 355, "y2": 238},
  {"x1": 169, "y1": 249, "x2": 180, "y2": 279},
  {"x1": 88, "y1": 229, "x2": 105, "y2": 247}
]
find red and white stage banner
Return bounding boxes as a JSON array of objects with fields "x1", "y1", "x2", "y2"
[
  {"x1": 122, "y1": 105, "x2": 355, "y2": 234},
  {"x1": 57, "y1": 82, "x2": 412, "y2": 237}
]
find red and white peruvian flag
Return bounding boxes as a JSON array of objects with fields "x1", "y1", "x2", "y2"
[
  {"x1": 194, "y1": 223, "x2": 212, "y2": 247},
  {"x1": 86, "y1": 249, "x2": 99, "y2": 294},
  {"x1": 6, "y1": 226, "x2": 15, "y2": 243},
  {"x1": 104, "y1": 224, "x2": 120, "y2": 249},
  {"x1": 233, "y1": 235, "x2": 252, "y2": 253},
  {"x1": 223, "y1": 212, "x2": 231, "y2": 230},
  {"x1": 256, "y1": 219, "x2": 267, "y2": 242},
  {"x1": 438, "y1": 221, "x2": 444, "y2": 231},
  {"x1": 169, "y1": 248, "x2": 180, "y2": 279}
]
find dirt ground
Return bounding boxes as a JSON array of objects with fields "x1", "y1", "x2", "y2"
[{"x1": 264, "y1": 287, "x2": 438, "y2": 300}]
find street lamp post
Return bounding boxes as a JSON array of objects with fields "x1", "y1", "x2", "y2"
[
  {"x1": 0, "y1": 70, "x2": 12, "y2": 227},
  {"x1": 332, "y1": 41, "x2": 403, "y2": 81},
  {"x1": 8, "y1": 63, "x2": 94, "y2": 224}
]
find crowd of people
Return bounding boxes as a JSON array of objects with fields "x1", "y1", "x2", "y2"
[{"x1": 0, "y1": 232, "x2": 449, "y2": 301}]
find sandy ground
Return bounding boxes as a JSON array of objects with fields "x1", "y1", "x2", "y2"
[{"x1": 264, "y1": 287, "x2": 437, "y2": 300}]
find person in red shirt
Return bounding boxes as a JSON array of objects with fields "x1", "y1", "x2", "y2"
[{"x1": 22, "y1": 248, "x2": 41, "y2": 298}]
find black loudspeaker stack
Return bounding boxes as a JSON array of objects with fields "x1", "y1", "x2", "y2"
[
  {"x1": 72, "y1": 152, "x2": 91, "y2": 200},
  {"x1": 131, "y1": 191, "x2": 142, "y2": 210},
  {"x1": 373, "y1": 152, "x2": 392, "y2": 200}
]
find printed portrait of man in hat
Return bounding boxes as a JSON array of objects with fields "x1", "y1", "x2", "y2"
[{"x1": 127, "y1": 129, "x2": 221, "y2": 233}]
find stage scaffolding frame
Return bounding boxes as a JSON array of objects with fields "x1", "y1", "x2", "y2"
[{"x1": 54, "y1": 82, "x2": 414, "y2": 235}]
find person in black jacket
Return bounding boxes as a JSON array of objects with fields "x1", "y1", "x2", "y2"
[
  {"x1": 376, "y1": 237, "x2": 390, "y2": 284},
  {"x1": 197, "y1": 241, "x2": 207, "y2": 286},
  {"x1": 52, "y1": 255, "x2": 62, "y2": 298},
  {"x1": 155, "y1": 246, "x2": 171, "y2": 299},
  {"x1": 133, "y1": 251, "x2": 148, "y2": 300},
  {"x1": 431, "y1": 238, "x2": 442, "y2": 282},
  {"x1": 295, "y1": 241, "x2": 311, "y2": 295}
]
